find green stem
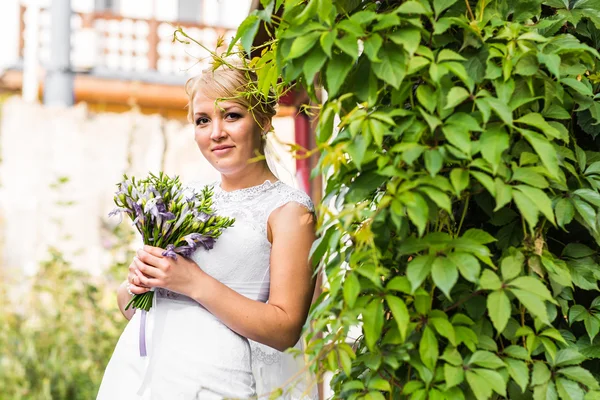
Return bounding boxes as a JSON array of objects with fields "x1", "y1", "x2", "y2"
[{"x1": 457, "y1": 195, "x2": 470, "y2": 235}]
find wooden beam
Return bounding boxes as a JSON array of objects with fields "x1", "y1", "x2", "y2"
[{"x1": 0, "y1": 70, "x2": 297, "y2": 117}]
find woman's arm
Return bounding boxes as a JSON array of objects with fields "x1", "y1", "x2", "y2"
[
  {"x1": 133, "y1": 202, "x2": 316, "y2": 351},
  {"x1": 116, "y1": 280, "x2": 136, "y2": 321}
]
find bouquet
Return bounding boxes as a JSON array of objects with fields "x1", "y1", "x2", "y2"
[{"x1": 109, "y1": 172, "x2": 234, "y2": 311}]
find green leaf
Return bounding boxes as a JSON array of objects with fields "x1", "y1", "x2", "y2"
[
  {"x1": 532, "y1": 361, "x2": 551, "y2": 386},
  {"x1": 504, "y1": 345, "x2": 530, "y2": 360},
  {"x1": 432, "y1": 256, "x2": 459, "y2": 299},
  {"x1": 444, "y1": 364, "x2": 464, "y2": 388},
  {"x1": 556, "y1": 377, "x2": 586, "y2": 400},
  {"x1": 481, "y1": 97, "x2": 514, "y2": 126},
  {"x1": 574, "y1": 189, "x2": 600, "y2": 208},
  {"x1": 433, "y1": 0, "x2": 458, "y2": 17},
  {"x1": 387, "y1": 276, "x2": 411, "y2": 293},
  {"x1": 555, "y1": 349, "x2": 587, "y2": 367},
  {"x1": 346, "y1": 133, "x2": 369, "y2": 168},
  {"x1": 510, "y1": 276, "x2": 555, "y2": 303},
  {"x1": 450, "y1": 168, "x2": 470, "y2": 196},
  {"x1": 363, "y1": 298, "x2": 384, "y2": 351},
  {"x1": 511, "y1": 167, "x2": 549, "y2": 189},
  {"x1": 445, "y1": 87, "x2": 471, "y2": 109},
  {"x1": 343, "y1": 273, "x2": 361, "y2": 308},
  {"x1": 442, "y1": 346, "x2": 464, "y2": 365},
  {"x1": 430, "y1": 317, "x2": 456, "y2": 346},
  {"x1": 538, "y1": 52, "x2": 561, "y2": 78},
  {"x1": 407, "y1": 255, "x2": 435, "y2": 292},
  {"x1": 396, "y1": 1, "x2": 431, "y2": 15},
  {"x1": 425, "y1": 148, "x2": 443, "y2": 177},
  {"x1": 480, "y1": 269, "x2": 502, "y2": 290},
  {"x1": 469, "y1": 350, "x2": 505, "y2": 369},
  {"x1": 325, "y1": 53, "x2": 353, "y2": 97},
  {"x1": 388, "y1": 28, "x2": 421, "y2": 56},
  {"x1": 584, "y1": 314, "x2": 600, "y2": 342},
  {"x1": 231, "y1": 15, "x2": 260, "y2": 54},
  {"x1": 514, "y1": 185, "x2": 555, "y2": 226},
  {"x1": 516, "y1": 113, "x2": 566, "y2": 141},
  {"x1": 488, "y1": 290, "x2": 512, "y2": 333},
  {"x1": 480, "y1": 125, "x2": 510, "y2": 174},
  {"x1": 555, "y1": 198, "x2": 575, "y2": 229},
  {"x1": 288, "y1": 31, "x2": 321, "y2": 60},
  {"x1": 420, "y1": 326, "x2": 439, "y2": 370},
  {"x1": 505, "y1": 358, "x2": 530, "y2": 393},
  {"x1": 569, "y1": 305, "x2": 588, "y2": 324},
  {"x1": 474, "y1": 368, "x2": 507, "y2": 397},
  {"x1": 494, "y1": 179, "x2": 513, "y2": 211},
  {"x1": 386, "y1": 295, "x2": 409, "y2": 342},
  {"x1": 563, "y1": 243, "x2": 595, "y2": 258},
  {"x1": 419, "y1": 187, "x2": 451, "y2": 212},
  {"x1": 501, "y1": 251, "x2": 525, "y2": 281},
  {"x1": 372, "y1": 44, "x2": 406, "y2": 89},
  {"x1": 520, "y1": 129, "x2": 560, "y2": 178},
  {"x1": 448, "y1": 252, "x2": 481, "y2": 283},
  {"x1": 573, "y1": 198, "x2": 598, "y2": 231},
  {"x1": 442, "y1": 125, "x2": 471, "y2": 154},
  {"x1": 320, "y1": 30, "x2": 335, "y2": 57},
  {"x1": 558, "y1": 367, "x2": 600, "y2": 390},
  {"x1": 363, "y1": 34, "x2": 382, "y2": 62},
  {"x1": 405, "y1": 192, "x2": 429, "y2": 236},
  {"x1": 471, "y1": 171, "x2": 496, "y2": 196},
  {"x1": 466, "y1": 370, "x2": 493, "y2": 400},
  {"x1": 511, "y1": 288, "x2": 550, "y2": 325},
  {"x1": 562, "y1": 77, "x2": 594, "y2": 97},
  {"x1": 417, "y1": 85, "x2": 437, "y2": 113},
  {"x1": 513, "y1": 189, "x2": 540, "y2": 231},
  {"x1": 303, "y1": 46, "x2": 328, "y2": 83},
  {"x1": 368, "y1": 376, "x2": 391, "y2": 392},
  {"x1": 463, "y1": 228, "x2": 497, "y2": 244},
  {"x1": 335, "y1": 34, "x2": 359, "y2": 60}
]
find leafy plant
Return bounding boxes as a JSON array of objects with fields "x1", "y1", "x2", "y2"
[
  {"x1": 229, "y1": 0, "x2": 600, "y2": 398},
  {"x1": 0, "y1": 248, "x2": 126, "y2": 399}
]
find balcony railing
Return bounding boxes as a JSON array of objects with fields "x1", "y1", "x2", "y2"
[{"x1": 18, "y1": 5, "x2": 237, "y2": 81}]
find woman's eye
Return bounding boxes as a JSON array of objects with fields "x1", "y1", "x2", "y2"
[
  {"x1": 195, "y1": 117, "x2": 209, "y2": 126},
  {"x1": 225, "y1": 113, "x2": 241, "y2": 121}
]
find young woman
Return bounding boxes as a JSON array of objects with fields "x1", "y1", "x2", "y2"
[{"x1": 97, "y1": 60, "x2": 318, "y2": 399}]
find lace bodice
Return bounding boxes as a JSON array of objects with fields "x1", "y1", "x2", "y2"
[{"x1": 189, "y1": 179, "x2": 314, "y2": 301}]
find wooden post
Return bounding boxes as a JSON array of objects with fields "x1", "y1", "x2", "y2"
[{"x1": 147, "y1": 19, "x2": 159, "y2": 71}]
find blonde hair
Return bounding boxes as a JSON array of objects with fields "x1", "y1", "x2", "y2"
[{"x1": 185, "y1": 59, "x2": 277, "y2": 131}]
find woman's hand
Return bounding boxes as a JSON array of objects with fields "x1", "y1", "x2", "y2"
[
  {"x1": 127, "y1": 258, "x2": 151, "y2": 295},
  {"x1": 132, "y1": 245, "x2": 203, "y2": 297}
]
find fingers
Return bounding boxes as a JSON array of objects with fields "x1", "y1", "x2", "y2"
[
  {"x1": 128, "y1": 282, "x2": 150, "y2": 295},
  {"x1": 134, "y1": 268, "x2": 161, "y2": 288},
  {"x1": 143, "y1": 245, "x2": 166, "y2": 257},
  {"x1": 134, "y1": 257, "x2": 164, "y2": 280},
  {"x1": 137, "y1": 248, "x2": 170, "y2": 271}
]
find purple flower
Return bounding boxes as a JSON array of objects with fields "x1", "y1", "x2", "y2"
[
  {"x1": 162, "y1": 244, "x2": 178, "y2": 259},
  {"x1": 132, "y1": 201, "x2": 145, "y2": 225},
  {"x1": 183, "y1": 233, "x2": 215, "y2": 250},
  {"x1": 108, "y1": 207, "x2": 125, "y2": 224},
  {"x1": 196, "y1": 212, "x2": 211, "y2": 223},
  {"x1": 161, "y1": 244, "x2": 195, "y2": 259}
]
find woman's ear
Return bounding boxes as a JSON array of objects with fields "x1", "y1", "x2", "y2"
[{"x1": 260, "y1": 118, "x2": 272, "y2": 135}]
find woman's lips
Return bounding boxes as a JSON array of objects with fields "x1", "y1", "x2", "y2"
[{"x1": 212, "y1": 146, "x2": 234, "y2": 155}]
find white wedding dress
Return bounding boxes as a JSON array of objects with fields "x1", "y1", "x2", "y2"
[{"x1": 97, "y1": 180, "x2": 318, "y2": 400}]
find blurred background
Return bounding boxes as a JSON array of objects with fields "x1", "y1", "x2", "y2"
[{"x1": 0, "y1": 0, "x2": 322, "y2": 398}]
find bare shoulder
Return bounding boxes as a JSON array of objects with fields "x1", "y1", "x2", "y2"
[{"x1": 267, "y1": 184, "x2": 316, "y2": 239}]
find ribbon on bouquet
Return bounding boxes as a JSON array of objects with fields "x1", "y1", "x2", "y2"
[
  {"x1": 139, "y1": 310, "x2": 147, "y2": 357},
  {"x1": 137, "y1": 287, "x2": 156, "y2": 357}
]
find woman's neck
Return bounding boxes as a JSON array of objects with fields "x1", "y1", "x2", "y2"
[{"x1": 219, "y1": 162, "x2": 278, "y2": 192}]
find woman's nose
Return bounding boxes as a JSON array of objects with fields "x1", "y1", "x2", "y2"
[{"x1": 209, "y1": 120, "x2": 226, "y2": 140}]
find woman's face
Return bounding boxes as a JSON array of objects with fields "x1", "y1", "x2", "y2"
[{"x1": 192, "y1": 91, "x2": 267, "y2": 175}]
